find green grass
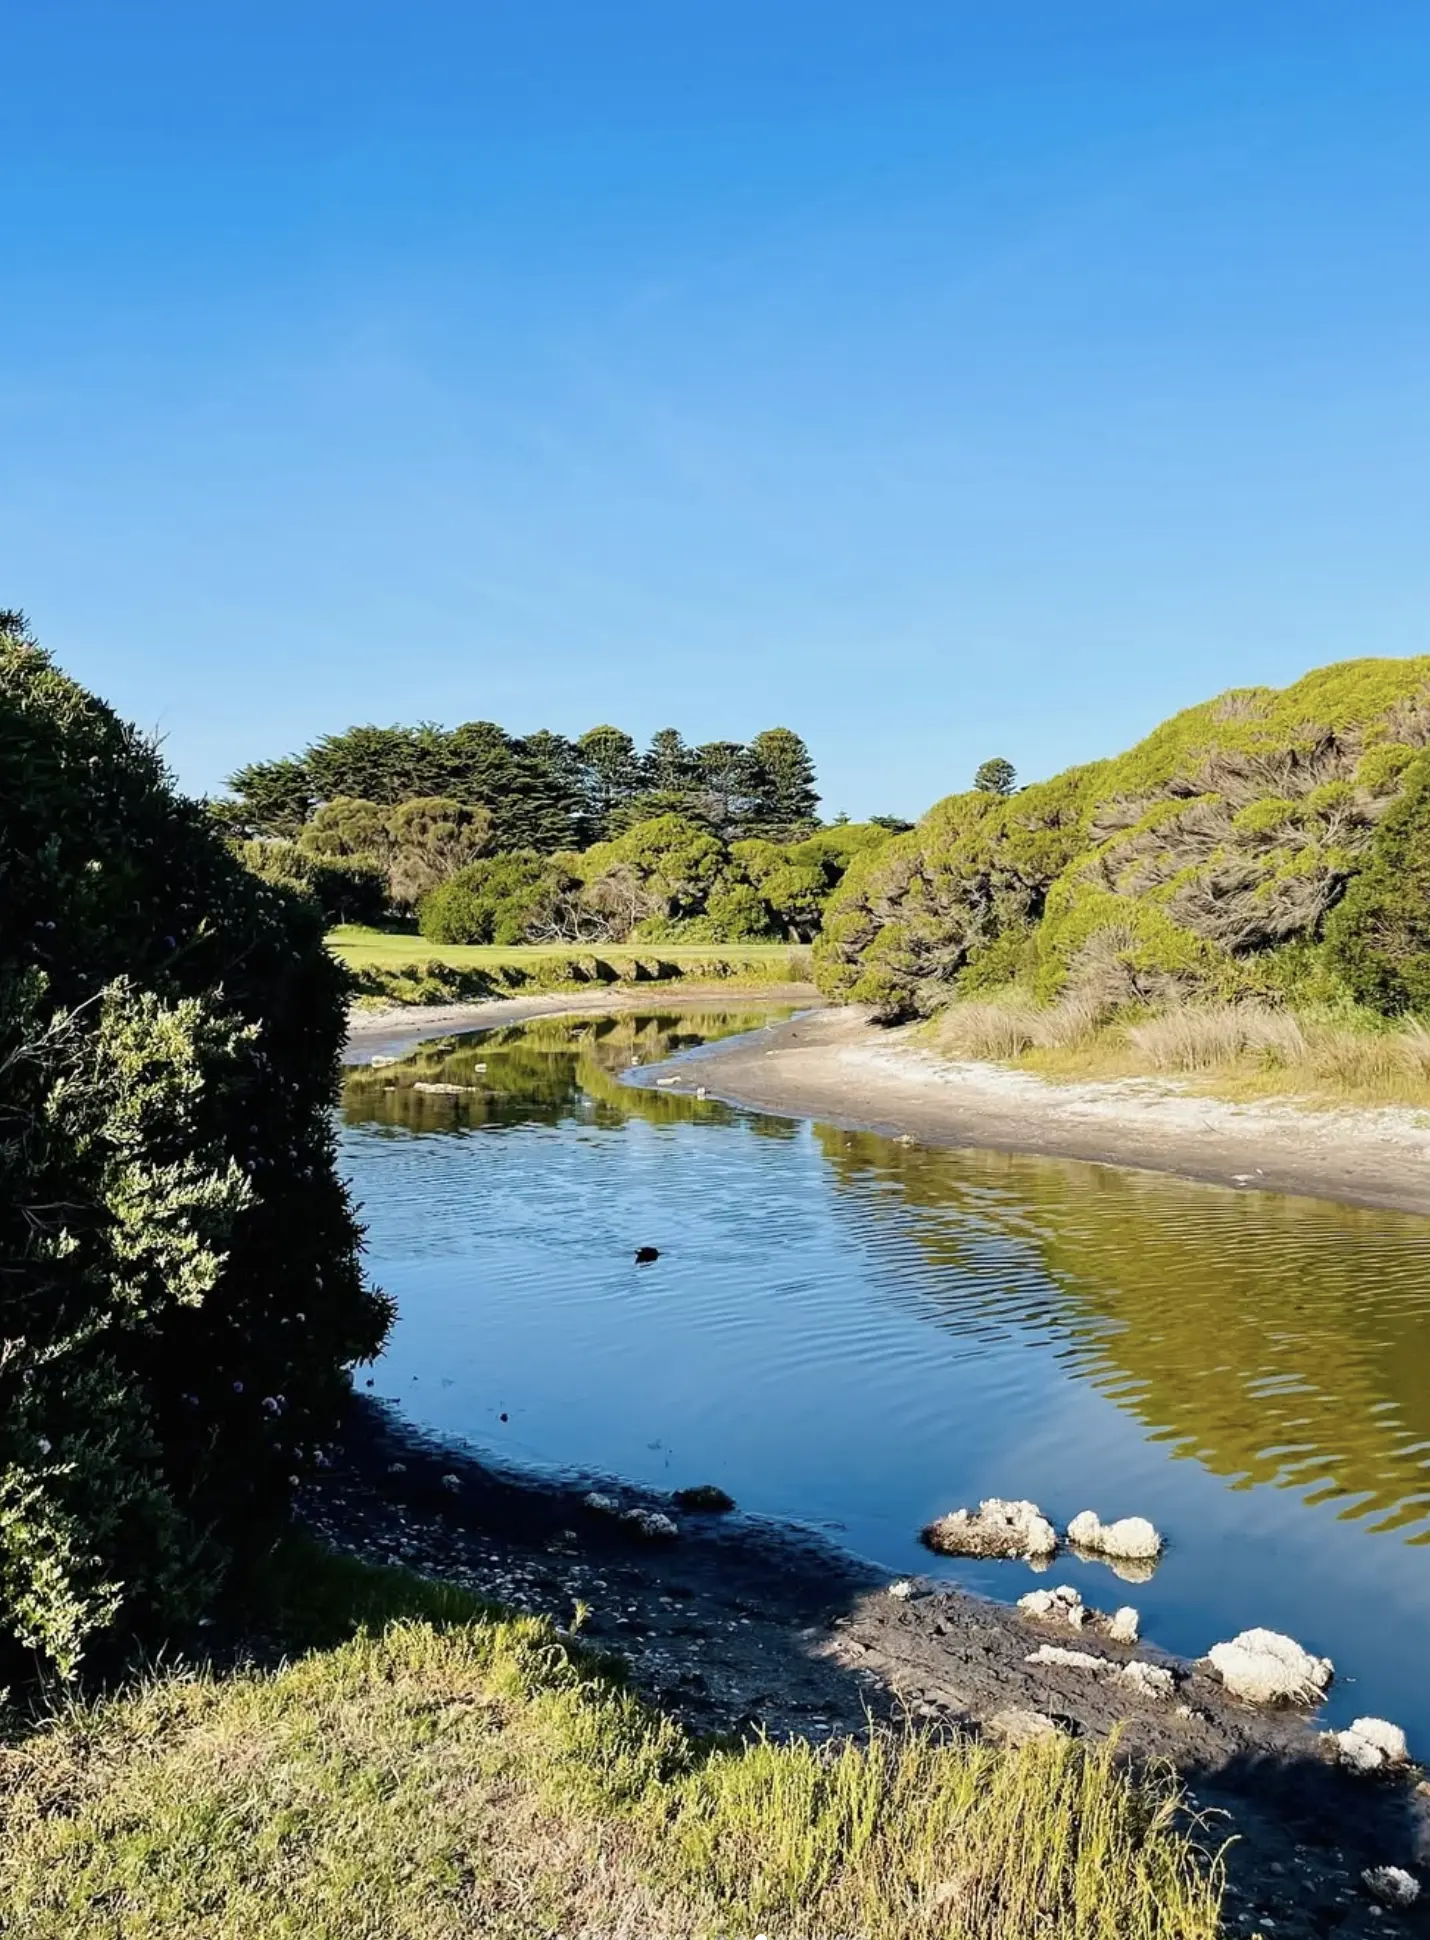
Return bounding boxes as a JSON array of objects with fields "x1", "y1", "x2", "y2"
[
  {"x1": 328, "y1": 925, "x2": 814, "y2": 1009},
  {"x1": 329, "y1": 924, "x2": 811, "y2": 971},
  {"x1": 0, "y1": 1542, "x2": 1225, "y2": 1939}
]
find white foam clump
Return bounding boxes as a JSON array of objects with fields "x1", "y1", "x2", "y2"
[
  {"x1": 1363, "y1": 1866, "x2": 1420, "y2": 1908},
  {"x1": 1207, "y1": 1628, "x2": 1333, "y2": 1705},
  {"x1": 582, "y1": 1493, "x2": 678, "y2": 1538},
  {"x1": 1018, "y1": 1585, "x2": 1140, "y2": 1644},
  {"x1": 1025, "y1": 1644, "x2": 1175, "y2": 1699},
  {"x1": 1028, "y1": 1644, "x2": 1104, "y2": 1673},
  {"x1": 922, "y1": 1498, "x2": 1058, "y2": 1561},
  {"x1": 1067, "y1": 1510, "x2": 1163, "y2": 1562},
  {"x1": 1018, "y1": 1585, "x2": 1087, "y2": 1627},
  {"x1": 1330, "y1": 1717, "x2": 1409, "y2": 1773}
]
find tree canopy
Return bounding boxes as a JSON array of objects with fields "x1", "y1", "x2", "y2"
[{"x1": 223, "y1": 718, "x2": 820, "y2": 851}]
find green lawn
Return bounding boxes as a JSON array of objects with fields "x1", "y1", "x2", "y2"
[{"x1": 329, "y1": 924, "x2": 812, "y2": 973}]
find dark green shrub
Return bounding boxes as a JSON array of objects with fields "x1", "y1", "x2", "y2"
[
  {"x1": 239, "y1": 838, "x2": 389, "y2": 926},
  {"x1": 703, "y1": 883, "x2": 778, "y2": 941},
  {"x1": 1325, "y1": 750, "x2": 1430, "y2": 1014},
  {"x1": 419, "y1": 850, "x2": 554, "y2": 945},
  {"x1": 0, "y1": 623, "x2": 392, "y2": 1673}
]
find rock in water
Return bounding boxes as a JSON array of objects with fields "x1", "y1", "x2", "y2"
[
  {"x1": 1066, "y1": 1509, "x2": 1164, "y2": 1562},
  {"x1": 921, "y1": 1498, "x2": 1058, "y2": 1561},
  {"x1": 622, "y1": 1508, "x2": 679, "y2": 1540},
  {"x1": 1108, "y1": 1606, "x2": 1141, "y2": 1644},
  {"x1": 672, "y1": 1484, "x2": 735, "y2": 1512},
  {"x1": 1207, "y1": 1628, "x2": 1333, "y2": 1704},
  {"x1": 1330, "y1": 1718, "x2": 1410, "y2": 1773},
  {"x1": 1363, "y1": 1867, "x2": 1420, "y2": 1908}
]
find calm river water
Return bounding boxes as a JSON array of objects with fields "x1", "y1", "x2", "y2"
[{"x1": 340, "y1": 1006, "x2": 1430, "y2": 1744}]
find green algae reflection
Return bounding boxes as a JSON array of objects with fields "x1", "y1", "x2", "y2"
[
  {"x1": 817, "y1": 1128, "x2": 1430, "y2": 1543},
  {"x1": 342, "y1": 1008, "x2": 798, "y2": 1135}
]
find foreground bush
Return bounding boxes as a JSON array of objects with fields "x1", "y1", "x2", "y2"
[
  {"x1": 0, "y1": 620, "x2": 391, "y2": 1673},
  {"x1": 0, "y1": 1545, "x2": 1224, "y2": 1939}
]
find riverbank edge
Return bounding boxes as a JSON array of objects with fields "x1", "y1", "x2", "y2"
[
  {"x1": 306, "y1": 1400, "x2": 1428, "y2": 1935},
  {"x1": 669, "y1": 1005, "x2": 1430, "y2": 1218}
]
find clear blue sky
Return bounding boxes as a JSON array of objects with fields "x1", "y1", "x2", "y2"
[{"x1": 5, "y1": 3, "x2": 1429, "y2": 819}]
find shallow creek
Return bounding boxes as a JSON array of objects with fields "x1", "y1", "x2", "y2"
[{"x1": 340, "y1": 1005, "x2": 1430, "y2": 1747}]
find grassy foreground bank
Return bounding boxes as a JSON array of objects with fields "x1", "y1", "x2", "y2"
[
  {"x1": 330, "y1": 924, "x2": 813, "y2": 1008},
  {"x1": 0, "y1": 1543, "x2": 1223, "y2": 1940}
]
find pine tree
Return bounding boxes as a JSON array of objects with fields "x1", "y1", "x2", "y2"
[
  {"x1": 576, "y1": 725, "x2": 642, "y2": 839},
  {"x1": 744, "y1": 727, "x2": 819, "y2": 837},
  {"x1": 224, "y1": 757, "x2": 315, "y2": 835}
]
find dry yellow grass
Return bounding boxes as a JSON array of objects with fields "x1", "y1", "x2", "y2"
[{"x1": 930, "y1": 997, "x2": 1430, "y2": 1110}]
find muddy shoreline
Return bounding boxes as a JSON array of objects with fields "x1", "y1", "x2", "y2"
[{"x1": 309, "y1": 1400, "x2": 1428, "y2": 1936}]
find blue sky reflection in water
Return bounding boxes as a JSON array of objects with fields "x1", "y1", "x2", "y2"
[{"x1": 340, "y1": 1008, "x2": 1430, "y2": 1743}]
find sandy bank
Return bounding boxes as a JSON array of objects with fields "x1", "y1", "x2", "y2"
[
  {"x1": 344, "y1": 982, "x2": 817, "y2": 1065},
  {"x1": 672, "y1": 1007, "x2": 1430, "y2": 1217}
]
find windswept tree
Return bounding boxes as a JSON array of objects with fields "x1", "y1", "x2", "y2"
[
  {"x1": 386, "y1": 796, "x2": 494, "y2": 909},
  {"x1": 298, "y1": 795, "x2": 393, "y2": 862}
]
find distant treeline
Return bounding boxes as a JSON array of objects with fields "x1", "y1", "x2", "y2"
[{"x1": 221, "y1": 721, "x2": 821, "y2": 850}]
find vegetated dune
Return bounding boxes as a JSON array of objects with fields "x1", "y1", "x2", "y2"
[{"x1": 815, "y1": 657, "x2": 1430, "y2": 1021}]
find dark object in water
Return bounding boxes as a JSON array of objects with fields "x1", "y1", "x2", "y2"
[
  {"x1": 499, "y1": 1411, "x2": 508, "y2": 1423},
  {"x1": 634, "y1": 1245, "x2": 660, "y2": 1264},
  {"x1": 673, "y1": 1484, "x2": 736, "y2": 1513}
]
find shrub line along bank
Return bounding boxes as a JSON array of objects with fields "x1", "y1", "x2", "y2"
[{"x1": 815, "y1": 656, "x2": 1430, "y2": 1029}]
